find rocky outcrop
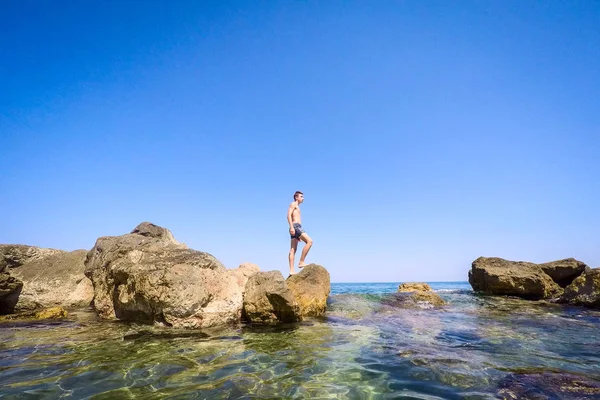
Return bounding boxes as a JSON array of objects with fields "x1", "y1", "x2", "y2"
[
  {"x1": 0, "y1": 272, "x2": 23, "y2": 314},
  {"x1": 468, "y1": 257, "x2": 564, "y2": 300},
  {"x1": 0, "y1": 245, "x2": 93, "y2": 312},
  {"x1": 539, "y1": 258, "x2": 589, "y2": 288},
  {"x1": 242, "y1": 264, "x2": 331, "y2": 324},
  {"x1": 243, "y1": 271, "x2": 300, "y2": 324},
  {"x1": 84, "y1": 222, "x2": 258, "y2": 328},
  {"x1": 397, "y1": 282, "x2": 446, "y2": 307},
  {"x1": 287, "y1": 264, "x2": 330, "y2": 317},
  {"x1": 559, "y1": 268, "x2": 600, "y2": 309}
]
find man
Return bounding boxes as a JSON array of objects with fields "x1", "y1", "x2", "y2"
[{"x1": 287, "y1": 190, "x2": 313, "y2": 276}]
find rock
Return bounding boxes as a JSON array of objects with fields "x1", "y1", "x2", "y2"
[
  {"x1": 468, "y1": 257, "x2": 563, "y2": 300},
  {"x1": 559, "y1": 268, "x2": 600, "y2": 309},
  {"x1": 243, "y1": 271, "x2": 300, "y2": 324},
  {"x1": 0, "y1": 306, "x2": 67, "y2": 322},
  {"x1": 0, "y1": 272, "x2": 23, "y2": 314},
  {"x1": 539, "y1": 258, "x2": 589, "y2": 288},
  {"x1": 286, "y1": 264, "x2": 330, "y2": 317},
  {"x1": 498, "y1": 371, "x2": 600, "y2": 399},
  {"x1": 396, "y1": 282, "x2": 445, "y2": 307},
  {"x1": 84, "y1": 222, "x2": 254, "y2": 328},
  {"x1": 0, "y1": 245, "x2": 93, "y2": 312},
  {"x1": 398, "y1": 282, "x2": 433, "y2": 292}
]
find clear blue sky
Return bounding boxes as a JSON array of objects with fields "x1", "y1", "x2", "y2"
[{"x1": 1, "y1": 1, "x2": 599, "y2": 282}]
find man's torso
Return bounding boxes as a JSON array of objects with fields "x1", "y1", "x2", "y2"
[{"x1": 291, "y1": 202, "x2": 301, "y2": 224}]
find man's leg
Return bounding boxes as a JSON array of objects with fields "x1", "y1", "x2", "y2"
[
  {"x1": 289, "y1": 238, "x2": 299, "y2": 275},
  {"x1": 298, "y1": 233, "x2": 313, "y2": 268}
]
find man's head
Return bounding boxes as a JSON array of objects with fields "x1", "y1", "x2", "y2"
[{"x1": 293, "y1": 191, "x2": 304, "y2": 203}]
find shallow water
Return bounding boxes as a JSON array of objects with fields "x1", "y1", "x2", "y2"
[{"x1": 1, "y1": 282, "x2": 600, "y2": 399}]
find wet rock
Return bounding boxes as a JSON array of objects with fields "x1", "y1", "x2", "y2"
[
  {"x1": 397, "y1": 282, "x2": 446, "y2": 306},
  {"x1": 469, "y1": 257, "x2": 563, "y2": 300},
  {"x1": 559, "y1": 268, "x2": 600, "y2": 309},
  {"x1": 84, "y1": 222, "x2": 257, "y2": 328},
  {"x1": 286, "y1": 264, "x2": 330, "y2": 317},
  {"x1": 498, "y1": 371, "x2": 600, "y2": 399},
  {"x1": 384, "y1": 292, "x2": 445, "y2": 308},
  {"x1": 0, "y1": 245, "x2": 93, "y2": 312},
  {"x1": 243, "y1": 271, "x2": 300, "y2": 324},
  {"x1": 0, "y1": 306, "x2": 68, "y2": 322},
  {"x1": 0, "y1": 272, "x2": 23, "y2": 314}
]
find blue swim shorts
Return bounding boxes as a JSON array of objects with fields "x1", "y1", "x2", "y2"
[{"x1": 290, "y1": 223, "x2": 304, "y2": 240}]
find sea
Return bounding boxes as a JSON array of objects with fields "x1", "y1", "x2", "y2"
[{"x1": 1, "y1": 281, "x2": 600, "y2": 399}]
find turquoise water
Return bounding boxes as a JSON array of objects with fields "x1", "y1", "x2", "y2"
[{"x1": 1, "y1": 282, "x2": 600, "y2": 399}]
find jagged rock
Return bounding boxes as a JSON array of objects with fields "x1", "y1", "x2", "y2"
[
  {"x1": 468, "y1": 257, "x2": 563, "y2": 300},
  {"x1": 0, "y1": 245, "x2": 93, "y2": 312},
  {"x1": 84, "y1": 222, "x2": 256, "y2": 328},
  {"x1": 559, "y1": 268, "x2": 600, "y2": 309},
  {"x1": 287, "y1": 264, "x2": 330, "y2": 317},
  {"x1": 243, "y1": 271, "x2": 300, "y2": 324},
  {"x1": 0, "y1": 272, "x2": 23, "y2": 314},
  {"x1": 539, "y1": 258, "x2": 589, "y2": 288},
  {"x1": 396, "y1": 282, "x2": 446, "y2": 306},
  {"x1": 398, "y1": 282, "x2": 433, "y2": 292},
  {"x1": 0, "y1": 306, "x2": 68, "y2": 322}
]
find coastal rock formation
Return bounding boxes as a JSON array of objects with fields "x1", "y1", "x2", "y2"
[
  {"x1": 0, "y1": 245, "x2": 93, "y2": 312},
  {"x1": 559, "y1": 268, "x2": 600, "y2": 309},
  {"x1": 287, "y1": 264, "x2": 331, "y2": 317},
  {"x1": 0, "y1": 271, "x2": 23, "y2": 314},
  {"x1": 84, "y1": 222, "x2": 258, "y2": 328},
  {"x1": 243, "y1": 271, "x2": 300, "y2": 324},
  {"x1": 396, "y1": 282, "x2": 446, "y2": 307},
  {"x1": 468, "y1": 257, "x2": 564, "y2": 300},
  {"x1": 539, "y1": 258, "x2": 589, "y2": 288},
  {"x1": 498, "y1": 371, "x2": 600, "y2": 399}
]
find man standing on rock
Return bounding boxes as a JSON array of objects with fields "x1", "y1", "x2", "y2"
[{"x1": 287, "y1": 191, "x2": 313, "y2": 276}]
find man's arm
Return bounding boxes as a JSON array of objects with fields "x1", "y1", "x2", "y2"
[{"x1": 287, "y1": 202, "x2": 296, "y2": 230}]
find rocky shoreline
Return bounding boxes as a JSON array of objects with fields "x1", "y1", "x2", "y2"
[{"x1": 1, "y1": 222, "x2": 599, "y2": 326}]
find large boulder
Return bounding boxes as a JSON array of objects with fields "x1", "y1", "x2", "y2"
[
  {"x1": 397, "y1": 282, "x2": 446, "y2": 307},
  {"x1": 0, "y1": 245, "x2": 93, "y2": 312},
  {"x1": 539, "y1": 258, "x2": 589, "y2": 288},
  {"x1": 243, "y1": 271, "x2": 300, "y2": 324},
  {"x1": 0, "y1": 272, "x2": 23, "y2": 314},
  {"x1": 84, "y1": 222, "x2": 257, "y2": 328},
  {"x1": 559, "y1": 268, "x2": 600, "y2": 309},
  {"x1": 286, "y1": 264, "x2": 330, "y2": 317},
  {"x1": 468, "y1": 257, "x2": 564, "y2": 300}
]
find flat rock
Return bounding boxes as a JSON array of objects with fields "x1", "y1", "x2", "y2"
[{"x1": 468, "y1": 257, "x2": 563, "y2": 300}]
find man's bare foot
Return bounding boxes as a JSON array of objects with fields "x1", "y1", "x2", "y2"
[{"x1": 298, "y1": 263, "x2": 307, "y2": 269}]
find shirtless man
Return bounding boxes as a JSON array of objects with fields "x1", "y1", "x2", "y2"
[{"x1": 287, "y1": 191, "x2": 313, "y2": 275}]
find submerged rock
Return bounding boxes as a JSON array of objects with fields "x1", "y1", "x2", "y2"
[
  {"x1": 468, "y1": 257, "x2": 564, "y2": 300},
  {"x1": 287, "y1": 264, "x2": 330, "y2": 317},
  {"x1": 498, "y1": 371, "x2": 600, "y2": 399},
  {"x1": 243, "y1": 271, "x2": 300, "y2": 324},
  {"x1": 0, "y1": 245, "x2": 93, "y2": 312},
  {"x1": 84, "y1": 222, "x2": 258, "y2": 328},
  {"x1": 396, "y1": 282, "x2": 446, "y2": 307},
  {"x1": 0, "y1": 306, "x2": 68, "y2": 322},
  {"x1": 559, "y1": 268, "x2": 600, "y2": 309}
]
